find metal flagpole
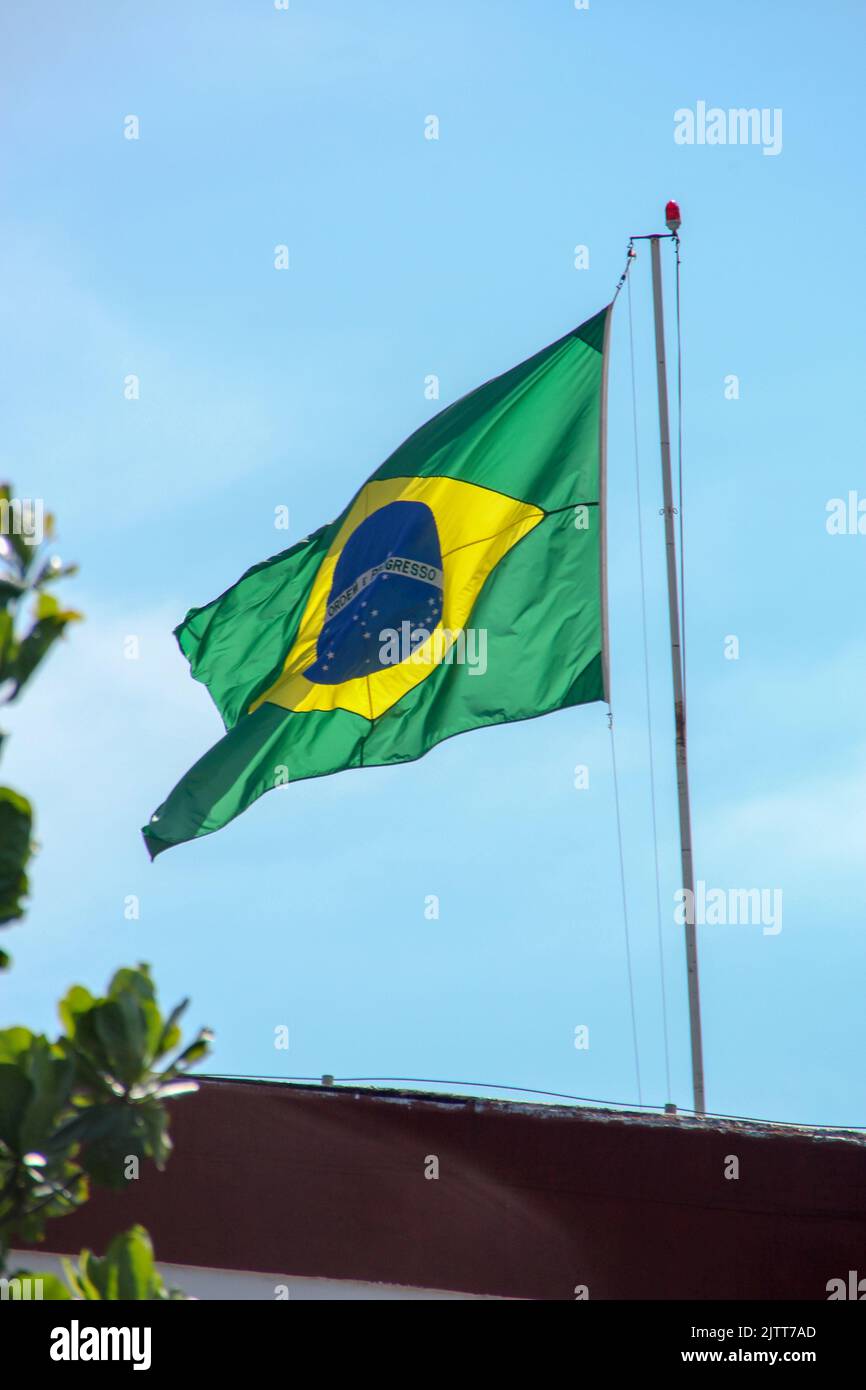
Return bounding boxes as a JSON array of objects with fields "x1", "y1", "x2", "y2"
[{"x1": 647, "y1": 211, "x2": 706, "y2": 1115}]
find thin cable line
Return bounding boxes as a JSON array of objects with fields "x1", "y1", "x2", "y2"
[
  {"x1": 612, "y1": 239, "x2": 636, "y2": 303},
  {"x1": 608, "y1": 711, "x2": 643, "y2": 1105},
  {"x1": 627, "y1": 267, "x2": 673, "y2": 1103},
  {"x1": 196, "y1": 1074, "x2": 866, "y2": 1134},
  {"x1": 607, "y1": 236, "x2": 644, "y2": 1110}
]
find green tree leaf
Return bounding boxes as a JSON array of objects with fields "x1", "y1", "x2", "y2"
[
  {"x1": 0, "y1": 787, "x2": 32, "y2": 925},
  {"x1": 0, "y1": 1065, "x2": 33, "y2": 1150},
  {"x1": 58, "y1": 1226, "x2": 189, "y2": 1300}
]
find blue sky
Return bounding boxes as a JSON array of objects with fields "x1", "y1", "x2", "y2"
[{"x1": 2, "y1": 0, "x2": 865, "y2": 1126}]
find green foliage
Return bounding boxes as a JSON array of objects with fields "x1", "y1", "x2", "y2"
[
  {"x1": 9, "y1": 1224, "x2": 188, "y2": 1300},
  {"x1": 0, "y1": 484, "x2": 82, "y2": 706},
  {"x1": 0, "y1": 788, "x2": 32, "y2": 929},
  {"x1": 0, "y1": 487, "x2": 210, "y2": 1299},
  {"x1": 0, "y1": 1028, "x2": 83, "y2": 1247},
  {"x1": 0, "y1": 482, "x2": 81, "y2": 943},
  {"x1": 0, "y1": 965, "x2": 212, "y2": 1261},
  {"x1": 61, "y1": 1225, "x2": 188, "y2": 1300},
  {"x1": 4, "y1": 1270, "x2": 73, "y2": 1299}
]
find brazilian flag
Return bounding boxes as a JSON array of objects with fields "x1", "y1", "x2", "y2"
[{"x1": 143, "y1": 305, "x2": 611, "y2": 857}]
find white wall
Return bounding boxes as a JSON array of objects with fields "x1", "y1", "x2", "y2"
[{"x1": 7, "y1": 1251, "x2": 501, "y2": 1300}]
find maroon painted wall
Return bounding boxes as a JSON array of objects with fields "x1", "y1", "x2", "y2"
[{"x1": 37, "y1": 1079, "x2": 866, "y2": 1300}]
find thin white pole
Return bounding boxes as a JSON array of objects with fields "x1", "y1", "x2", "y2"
[{"x1": 649, "y1": 233, "x2": 706, "y2": 1115}]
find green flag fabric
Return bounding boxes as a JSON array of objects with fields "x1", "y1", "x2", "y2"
[{"x1": 143, "y1": 305, "x2": 611, "y2": 858}]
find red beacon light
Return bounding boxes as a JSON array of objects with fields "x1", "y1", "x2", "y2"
[{"x1": 665, "y1": 200, "x2": 681, "y2": 233}]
